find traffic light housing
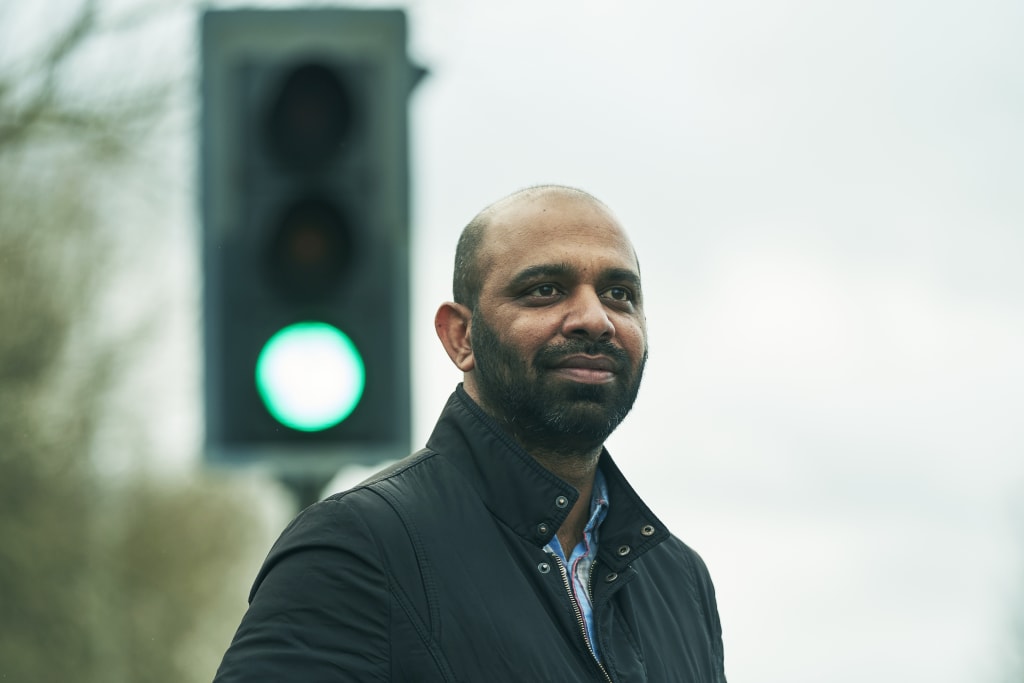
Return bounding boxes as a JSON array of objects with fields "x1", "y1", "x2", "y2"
[{"x1": 200, "y1": 9, "x2": 417, "y2": 476}]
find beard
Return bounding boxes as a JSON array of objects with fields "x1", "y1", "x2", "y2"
[{"x1": 470, "y1": 309, "x2": 647, "y2": 455}]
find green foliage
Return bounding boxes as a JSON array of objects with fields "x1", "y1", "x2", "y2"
[
  {"x1": 0, "y1": 157, "x2": 103, "y2": 681},
  {"x1": 0, "y1": 2, "x2": 284, "y2": 681}
]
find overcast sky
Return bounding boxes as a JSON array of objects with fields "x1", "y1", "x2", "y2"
[{"x1": 17, "y1": 0, "x2": 1022, "y2": 680}]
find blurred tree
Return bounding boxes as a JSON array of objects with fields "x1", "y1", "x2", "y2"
[{"x1": 0, "y1": 1, "x2": 283, "y2": 681}]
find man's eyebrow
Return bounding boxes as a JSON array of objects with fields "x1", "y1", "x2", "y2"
[
  {"x1": 507, "y1": 263, "x2": 575, "y2": 290},
  {"x1": 602, "y1": 267, "x2": 642, "y2": 290},
  {"x1": 505, "y1": 264, "x2": 642, "y2": 291}
]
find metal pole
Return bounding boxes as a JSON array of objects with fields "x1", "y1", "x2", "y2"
[{"x1": 277, "y1": 474, "x2": 331, "y2": 511}]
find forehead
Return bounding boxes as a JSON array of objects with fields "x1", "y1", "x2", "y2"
[{"x1": 477, "y1": 195, "x2": 639, "y2": 288}]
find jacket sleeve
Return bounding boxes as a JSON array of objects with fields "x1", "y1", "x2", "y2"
[
  {"x1": 693, "y1": 549, "x2": 727, "y2": 683},
  {"x1": 214, "y1": 493, "x2": 390, "y2": 682}
]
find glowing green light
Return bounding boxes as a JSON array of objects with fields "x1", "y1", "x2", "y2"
[{"x1": 255, "y1": 322, "x2": 365, "y2": 432}]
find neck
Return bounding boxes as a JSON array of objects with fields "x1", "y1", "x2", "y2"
[{"x1": 528, "y1": 445, "x2": 601, "y2": 490}]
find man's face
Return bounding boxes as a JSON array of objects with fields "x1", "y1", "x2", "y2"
[{"x1": 466, "y1": 194, "x2": 648, "y2": 452}]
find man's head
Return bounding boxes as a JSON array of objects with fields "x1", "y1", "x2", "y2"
[{"x1": 436, "y1": 185, "x2": 648, "y2": 455}]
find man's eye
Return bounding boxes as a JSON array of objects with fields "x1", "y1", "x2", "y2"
[
  {"x1": 527, "y1": 284, "x2": 559, "y2": 297},
  {"x1": 604, "y1": 286, "x2": 633, "y2": 302}
]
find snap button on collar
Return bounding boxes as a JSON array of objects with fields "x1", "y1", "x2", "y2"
[
  {"x1": 641, "y1": 524, "x2": 655, "y2": 537},
  {"x1": 555, "y1": 495, "x2": 569, "y2": 509}
]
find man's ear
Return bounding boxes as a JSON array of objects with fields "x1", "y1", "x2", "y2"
[{"x1": 435, "y1": 302, "x2": 475, "y2": 372}]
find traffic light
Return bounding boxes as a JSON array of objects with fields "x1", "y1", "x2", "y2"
[{"x1": 200, "y1": 9, "x2": 418, "y2": 477}]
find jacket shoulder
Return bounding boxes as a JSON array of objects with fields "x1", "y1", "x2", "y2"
[
  {"x1": 262, "y1": 448, "x2": 449, "y2": 575},
  {"x1": 649, "y1": 534, "x2": 719, "y2": 612},
  {"x1": 647, "y1": 534, "x2": 726, "y2": 680},
  {"x1": 217, "y1": 451, "x2": 458, "y2": 682}
]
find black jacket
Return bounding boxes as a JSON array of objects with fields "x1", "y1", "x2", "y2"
[{"x1": 215, "y1": 387, "x2": 726, "y2": 682}]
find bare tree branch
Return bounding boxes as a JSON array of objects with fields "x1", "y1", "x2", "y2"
[
  {"x1": 0, "y1": 0, "x2": 169, "y2": 154},
  {"x1": 0, "y1": 0, "x2": 95, "y2": 145},
  {"x1": 0, "y1": 3, "x2": 282, "y2": 681}
]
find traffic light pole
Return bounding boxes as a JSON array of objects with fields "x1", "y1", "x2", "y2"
[{"x1": 277, "y1": 474, "x2": 332, "y2": 511}]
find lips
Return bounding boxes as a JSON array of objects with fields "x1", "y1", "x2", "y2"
[{"x1": 551, "y1": 355, "x2": 619, "y2": 373}]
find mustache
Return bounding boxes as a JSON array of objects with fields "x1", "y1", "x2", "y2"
[{"x1": 534, "y1": 339, "x2": 630, "y2": 371}]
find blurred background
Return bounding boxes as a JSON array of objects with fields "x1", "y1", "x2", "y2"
[{"x1": 1, "y1": 0, "x2": 1022, "y2": 681}]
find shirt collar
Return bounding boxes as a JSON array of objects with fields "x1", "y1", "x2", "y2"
[{"x1": 586, "y1": 468, "x2": 610, "y2": 537}]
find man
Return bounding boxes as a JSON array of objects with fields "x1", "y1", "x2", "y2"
[{"x1": 215, "y1": 185, "x2": 726, "y2": 682}]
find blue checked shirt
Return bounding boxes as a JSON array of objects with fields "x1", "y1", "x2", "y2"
[{"x1": 544, "y1": 468, "x2": 610, "y2": 662}]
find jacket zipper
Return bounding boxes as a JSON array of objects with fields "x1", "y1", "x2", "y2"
[{"x1": 550, "y1": 552, "x2": 613, "y2": 683}]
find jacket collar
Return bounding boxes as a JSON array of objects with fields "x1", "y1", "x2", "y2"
[{"x1": 425, "y1": 386, "x2": 671, "y2": 571}]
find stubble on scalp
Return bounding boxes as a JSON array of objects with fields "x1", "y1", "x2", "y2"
[{"x1": 452, "y1": 185, "x2": 610, "y2": 309}]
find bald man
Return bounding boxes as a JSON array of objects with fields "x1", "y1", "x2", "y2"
[{"x1": 215, "y1": 186, "x2": 726, "y2": 682}]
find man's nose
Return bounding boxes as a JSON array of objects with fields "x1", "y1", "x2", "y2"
[{"x1": 561, "y1": 288, "x2": 614, "y2": 340}]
